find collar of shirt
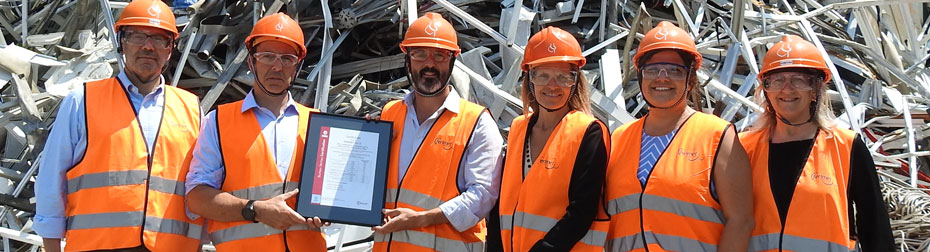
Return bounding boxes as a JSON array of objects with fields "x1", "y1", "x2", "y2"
[
  {"x1": 241, "y1": 90, "x2": 299, "y2": 117},
  {"x1": 117, "y1": 70, "x2": 165, "y2": 98},
  {"x1": 402, "y1": 88, "x2": 461, "y2": 116}
]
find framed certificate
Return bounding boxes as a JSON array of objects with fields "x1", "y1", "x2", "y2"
[{"x1": 296, "y1": 112, "x2": 392, "y2": 227}]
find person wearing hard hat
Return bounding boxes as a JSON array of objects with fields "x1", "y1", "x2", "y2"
[
  {"x1": 370, "y1": 12, "x2": 504, "y2": 251},
  {"x1": 603, "y1": 21, "x2": 754, "y2": 251},
  {"x1": 183, "y1": 13, "x2": 327, "y2": 252},
  {"x1": 495, "y1": 26, "x2": 609, "y2": 252},
  {"x1": 34, "y1": 0, "x2": 203, "y2": 251},
  {"x1": 740, "y1": 35, "x2": 894, "y2": 252}
]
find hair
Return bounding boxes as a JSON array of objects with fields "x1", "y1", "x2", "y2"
[
  {"x1": 635, "y1": 49, "x2": 703, "y2": 109},
  {"x1": 520, "y1": 65, "x2": 592, "y2": 116},
  {"x1": 746, "y1": 67, "x2": 836, "y2": 132}
]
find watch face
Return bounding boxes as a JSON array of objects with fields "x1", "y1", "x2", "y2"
[{"x1": 242, "y1": 201, "x2": 257, "y2": 222}]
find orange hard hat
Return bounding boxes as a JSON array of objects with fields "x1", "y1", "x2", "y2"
[
  {"x1": 759, "y1": 35, "x2": 831, "y2": 83},
  {"x1": 245, "y1": 13, "x2": 307, "y2": 58},
  {"x1": 114, "y1": 0, "x2": 178, "y2": 39},
  {"x1": 633, "y1": 21, "x2": 701, "y2": 69},
  {"x1": 400, "y1": 12, "x2": 460, "y2": 56},
  {"x1": 521, "y1": 26, "x2": 585, "y2": 71}
]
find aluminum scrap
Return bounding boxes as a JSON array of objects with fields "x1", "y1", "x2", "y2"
[{"x1": 0, "y1": 0, "x2": 929, "y2": 251}]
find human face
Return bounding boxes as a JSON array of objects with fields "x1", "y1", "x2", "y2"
[
  {"x1": 121, "y1": 26, "x2": 173, "y2": 83},
  {"x1": 251, "y1": 40, "x2": 300, "y2": 94},
  {"x1": 764, "y1": 71, "x2": 820, "y2": 123},
  {"x1": 640, "y1": 50, "x2": 690, "y2": 108},
  {"x1": 529, "y1": 62, "x2": 576, "y2": 111},
  {"x1": 407, "y1": 47, "x2": 454, "y2": 94}
]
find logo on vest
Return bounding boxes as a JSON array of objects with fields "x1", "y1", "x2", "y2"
[
  {"x1": 433, "y1": 137, "x2": 453, "y2": 150},
  {"x1": 425, "y1": 22, "x2": 440, "y2": 37},
  {"x1": 539, "y1": 159, "x2": 558, "y2": 170},
  {"x1": 678, "y1": 148, "x2": 704, "y2": 161},
  {"x1": 810, "y1": 173, "x2": 834, "y2": 186}
]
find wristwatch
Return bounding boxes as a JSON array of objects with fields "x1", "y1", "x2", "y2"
[{"x1": 241, "y1": 200, "x2": 258, "y2": 223}]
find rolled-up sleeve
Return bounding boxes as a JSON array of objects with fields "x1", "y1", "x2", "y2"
[
  {"x1": 184, "y1": 110, "x2": 226, "y2": 219},
  {"x1": 35, "y1": 89, "x2": 87, "y2": 239},
  {"x1": 439, "y1": 111, "x2": 504, "y2": 232}
]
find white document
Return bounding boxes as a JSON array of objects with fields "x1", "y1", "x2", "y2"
[{"x1": 310, "y1": 126, "x2": 379, "y2": 211}]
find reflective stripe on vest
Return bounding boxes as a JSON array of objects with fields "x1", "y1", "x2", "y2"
[
  {"x1": 605, "y1": 112, "x2": 730, "y2": 252},
  {"x1": 499, "y1": 111, "x2": 609, "y2": 252},
  {"x1": 373, "y1": 99, "x2": 487, "y2": 252},
  {"x1": 740, "y1": 127, "x2": 855, "y2": 252},
  {"x1": 606, "y1": 231, "x2": 717, "y2": 251},
  {"x1": 210, "y1": 100, "x2": 326, "y2": 251},
  {"x1": 67, "y1": 212, "x2": 202, "y2": 240},
  {"x1": 211, "y1": 223, "x2": 320, "y2": 244},
  {"x1": 500, "y1": 213, "x2": 608, "y2": 247},
  {"x1": 64, "y1": 78, "x2": 202, "y2": 251},
  {"x1": 374, "y1": 229, "x2": 485, "y2": 251},
  {"x1": 606, "y1": 194, "x2": 724, "y2": 224}
]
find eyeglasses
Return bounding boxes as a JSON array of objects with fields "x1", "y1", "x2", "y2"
[
  {"x1": 122, "y1": 31, "x2": 172, "y2": 49},
  {"x1": 640, "y1": 63, "x2": 689, "y2": 80},
  {"x1": 408, "y1": 49, "x2": 453, "y2": 62},
  {"x1": 763, "y1": 73, "x2": 818, "y2": 91},
  {"x1": 529, "y1": 69, "x2": 578, "y2": 87},
  {"x1": 252, "y1": 52, "x2": 301, "y2": 66}
]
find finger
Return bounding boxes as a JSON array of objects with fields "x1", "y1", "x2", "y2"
[
  {"x1": 280, "y1": 189, "x2": 299, "y2": 199},
  {"x1": 383, "y1": 208, "x2": 401, "y2": 217}
]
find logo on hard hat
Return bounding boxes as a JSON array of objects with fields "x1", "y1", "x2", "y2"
[
  {"x1": 776, "y1": 43, "x2": 792, "y2": 58},
  {"x1": 655, "y1": 27, "x2": 669, "y2": 40},
  {"x1": 147, "y1": 2, "x2": 161, "y2": 17},
  {"x1": 425, "y1": 22, "x2": 440, "y2": 37},
  {"x1": 275, "y1": 22, "x2": 284, "y2": 32},
  {"x1": 547, "y1": 43, "x2": 557, "y2": 53}
]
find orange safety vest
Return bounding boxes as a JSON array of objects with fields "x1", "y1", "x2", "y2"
[
  {"x1": 65, "y1": 77, "x2": 202, "y2": 251},
  {"x1": 499, "y1": 111, "x2": 610, "y2": 252},
  {"x1": 372, "y1": 99, "x2": 487, "y2": 252},
  {"x1": 604, "y1": 112, "x2": 730, "y2": 252},
  {"x1": 740, "y1": 127, "x2": 856, "y2": 252},
  {"x1": 208, "y1": 100, "x2": 326, "y2": 252}
]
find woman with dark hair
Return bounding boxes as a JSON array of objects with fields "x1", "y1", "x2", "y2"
[{"x1": 603, "y1": 21, "x2": 754, "y2": 252}]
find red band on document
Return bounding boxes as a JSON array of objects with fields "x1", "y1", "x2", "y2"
[{"x1": 311, "y1": 127, "x2": 330, "y2": 205}]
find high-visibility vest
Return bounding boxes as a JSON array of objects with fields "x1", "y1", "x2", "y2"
[
  {"x1": 65, "y1": 77, "x2": 203, "y2": 251},
  {"x1": 604, "y1": 112, "x2": 731, "y2": 252},
  {"x1": 207, "y1": 100, "x2": 326, "y2": 252},
  {"x1": 740, "y1": 127, "x2": 856, "y2": 252},
  {"x1": 373, "y1": 99, "x2": 487, "y2": 252},
  {"x1": 499, "y1": 111, "x2": 610, "y2": 252}
]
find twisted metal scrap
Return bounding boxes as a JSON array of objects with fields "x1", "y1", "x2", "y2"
[{"x1": 879, "y1": 171, "x2": 930, "y2": 251}]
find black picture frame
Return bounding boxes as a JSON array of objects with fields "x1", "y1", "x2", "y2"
[{"x1": 296, "y1": 112, "x2": 392, "y2": 227}]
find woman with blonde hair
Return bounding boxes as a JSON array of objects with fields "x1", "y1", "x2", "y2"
[
  {"x1": 496, "y1": 26, "x2": 609, "y2": 251},
  {"x1": 740, "y1": 35, "x2": 894, "y2": 251}
]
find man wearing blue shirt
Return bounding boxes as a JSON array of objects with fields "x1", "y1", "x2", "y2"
[
  {"x1": 184, "y1": 13, "x2": 327, "y2": 251},
  {"x1": 34, "y1": 0, "x2": 204, "y2": 251}
]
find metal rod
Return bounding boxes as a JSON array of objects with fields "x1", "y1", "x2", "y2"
[{"x1": 172, "y1": 27, "x2": 198, "y2": 87}]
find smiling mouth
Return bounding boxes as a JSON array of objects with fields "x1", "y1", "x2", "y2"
[
  {"x1": 778, "y1": 97, "x2": 799, "y2": 102},
  {"x1": 652, "y1": 86, "x2": 674, "y2": 91}
]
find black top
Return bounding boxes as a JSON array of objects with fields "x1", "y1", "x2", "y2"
[
  {"x1": 768, "y1": 134, "x2": 895, "y2": 251},
  {"x1": 486, "y1": 115, "x2": 609, "y2": 252}
]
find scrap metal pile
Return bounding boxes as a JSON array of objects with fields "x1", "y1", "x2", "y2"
[{"x1": 0, "y1": 0, "x2": 928, "y2": 251}]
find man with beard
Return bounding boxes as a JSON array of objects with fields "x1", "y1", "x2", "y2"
[
  {"x1": 370, "y1": 12, "x2": 504, "y2": 251},
  {"x1": 34, "y1": 0, "x2": 204, "y2": 251},
  {"x1": 185, "y1": 13, "x2": 326, "y2": 251}
]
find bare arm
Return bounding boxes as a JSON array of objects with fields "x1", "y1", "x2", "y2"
[
  {"x1": 42, "y1": 238, "x2": 61, "y2": 252},
  {"x1": 371, "y1": 207, "x2": 449, "y2": 233},
  {"x1": 714, "y1": 126, "x2": 754, "y2": 252},
  {"x1": 187, "y1": 186, "x2": 324, "y2": 230}
]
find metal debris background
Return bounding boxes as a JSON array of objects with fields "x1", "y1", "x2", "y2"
[{"x1": 0, "y1": 0, "x2": 928, "y2": 251}]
